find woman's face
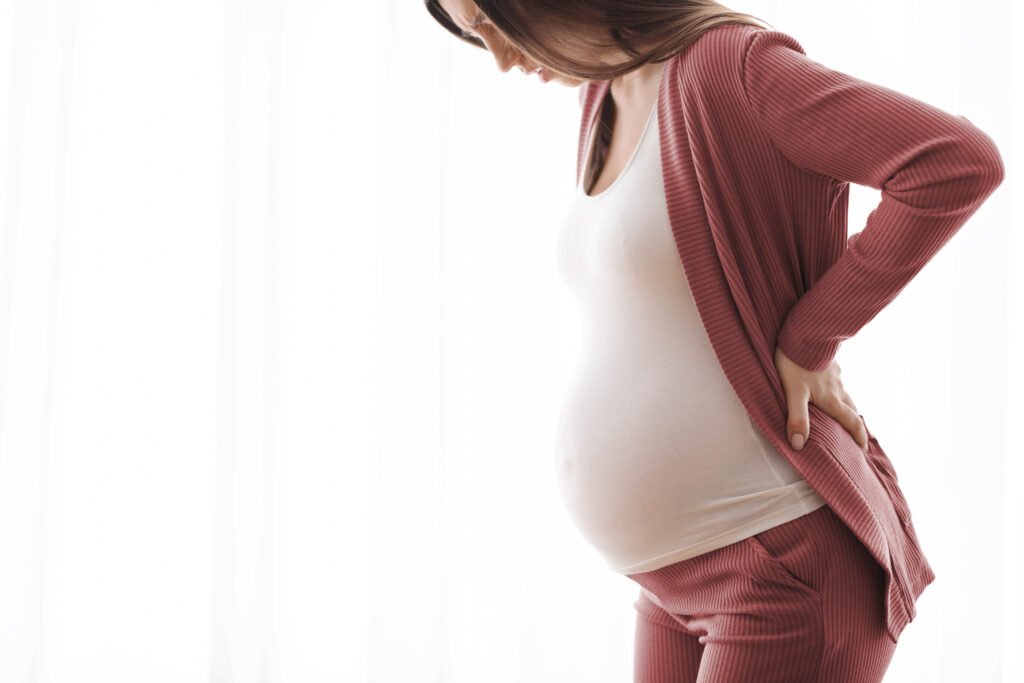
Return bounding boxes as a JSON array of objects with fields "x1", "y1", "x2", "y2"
[{"x1": 437, "y1": 0, "x2": 587, "y2": 86}]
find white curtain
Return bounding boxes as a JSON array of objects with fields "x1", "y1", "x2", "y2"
[{"x1": 0, "y1": 0, "x2": 1017, "y2": 681}]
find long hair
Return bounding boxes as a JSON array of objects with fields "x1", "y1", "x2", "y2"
[{"x1": 424, "y1": 0, "x2": 773, "y2": 81}]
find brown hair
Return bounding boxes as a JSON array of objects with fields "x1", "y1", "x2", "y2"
[{"x1": 424, "y1": 0, "x2": 773, "y2": 81}]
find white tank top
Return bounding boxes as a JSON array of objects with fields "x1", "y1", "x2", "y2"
[{"x1": 553, "y1": 91, "x2": 826, "y2": 575}]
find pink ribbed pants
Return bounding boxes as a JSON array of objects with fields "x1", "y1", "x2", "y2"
[{"x1": 625, "y1": 504, "x2": 897, "y2": 682}]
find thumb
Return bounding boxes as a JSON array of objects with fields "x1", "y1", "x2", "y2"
[{"x1": 786, "y1": 390, "x2": 809, "y2": 450}]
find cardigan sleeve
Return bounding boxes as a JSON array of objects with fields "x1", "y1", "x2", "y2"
[{"x1": 740, "y1": 29, "x2": 1005, "y2": 373}]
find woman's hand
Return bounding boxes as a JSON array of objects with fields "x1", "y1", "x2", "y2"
[{"x1": 774, "y1": 345, "x2": 868, "y2": 451}]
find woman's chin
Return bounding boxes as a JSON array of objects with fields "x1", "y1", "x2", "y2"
[{"x1": 546, "y1": 74, "x2": 585, "y2": 87}]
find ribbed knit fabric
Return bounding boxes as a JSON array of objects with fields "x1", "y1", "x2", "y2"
[
  {"x1": 628, "y1": 504, "x2": 897, "y2": 682},
  {"x1": 574, "y1": 23, "x2": 1004, "y2": 644}
]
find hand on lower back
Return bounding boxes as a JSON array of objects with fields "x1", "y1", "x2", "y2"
[{"x1": 773, "y1": 344, "x2": 868, "y2": 452}]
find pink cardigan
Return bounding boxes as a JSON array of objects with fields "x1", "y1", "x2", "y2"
[{"x1": 575, "y1": 23, "x2": 1004, "y2": 643}]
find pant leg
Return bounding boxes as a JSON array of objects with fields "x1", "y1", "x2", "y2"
[
  {"x1": 749, "y1": 503, "x2": 898, "y2": 682},
  {"x1": 626, "y1": 504, "x2": 898, "y2": 683},
  {"x1": 633, "y1": 587, "x2": 704, "y2": 682}
]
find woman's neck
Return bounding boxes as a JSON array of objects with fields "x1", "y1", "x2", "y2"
[{"x1": 611, "y1": 61, "x2": 665, "y2": 108}]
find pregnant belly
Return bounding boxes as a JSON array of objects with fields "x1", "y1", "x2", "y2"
[{"x1": 552, "y1": 352, "x2": 793, "y2": 554}]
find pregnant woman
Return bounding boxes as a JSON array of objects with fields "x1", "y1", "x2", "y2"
[{"x1": 424, "y1": 2, "x2": 1004, "y2": 681}]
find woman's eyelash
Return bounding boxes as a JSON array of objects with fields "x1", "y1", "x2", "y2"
[{"x1": 465, "y1": 13, "x2": 487, "y2": 37}]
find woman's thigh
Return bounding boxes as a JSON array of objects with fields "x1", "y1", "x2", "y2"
[
  {"x1": 633, "y1": 588, "x2": 704, "y2": 683},
  {"x1": 627, "y1": 505, "x2": 897, "y2": 683}
]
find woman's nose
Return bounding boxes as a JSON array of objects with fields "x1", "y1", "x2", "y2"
[
  {"x1": 479, "y1": 33, "x2": 527, "y2": 74},
  {"x1": 492, "y1": 52, "x2": 517, "y2": 73},
  {"x1": 490, "y1": 43, "x2": 524, "y2": 73}
]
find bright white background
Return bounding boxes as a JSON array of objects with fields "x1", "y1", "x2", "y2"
[{"x1": 0, "y1": 0, "x2": 1017, "y2": 681}]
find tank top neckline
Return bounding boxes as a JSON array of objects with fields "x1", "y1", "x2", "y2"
[{"x1": 578, "y1": 88, "x2": 660, "y2": 201}]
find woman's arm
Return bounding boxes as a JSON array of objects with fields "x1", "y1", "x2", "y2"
[{"x1": 740, "y1": 29, "x2": 1005, "y2": 373}]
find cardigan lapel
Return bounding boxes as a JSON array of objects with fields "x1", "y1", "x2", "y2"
[{"x1": 575, "y1": 79, "x2": 611, "y2": 194}]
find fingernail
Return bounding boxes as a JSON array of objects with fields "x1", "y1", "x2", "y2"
[{"x1": 791, "y1": 433, "x2": 804, "y2": 450}]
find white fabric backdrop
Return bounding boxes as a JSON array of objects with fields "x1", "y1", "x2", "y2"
[{"x1": 0, "y1": 0, "x2": 1018, "y2": 681}]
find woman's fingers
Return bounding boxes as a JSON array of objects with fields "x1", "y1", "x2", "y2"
[
  {"x1": 839, "y1": 388, "x2": 857, "y2": 413},
  {"x1": 786, "y1": 385, "x2": 811, "y2": 450},
  {"x1": 838, "y1": 390, "x2": 868, "y2": 449},
  {"x1": 827, "y1": 395, "x2": 868, "y2": 448},
  {"x1": 774, "y1": 345, "x2": 867, "y2": 452}
]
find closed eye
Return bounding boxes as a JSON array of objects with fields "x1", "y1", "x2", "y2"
[{"x1": 463, "y1": 11, "x2": 485, "y2": 37}]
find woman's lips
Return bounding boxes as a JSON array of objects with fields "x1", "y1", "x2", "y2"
[{"x1": 525, "y1": 66, "x2": 554, "y2": 83}]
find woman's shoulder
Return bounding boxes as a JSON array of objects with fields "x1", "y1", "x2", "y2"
[
  {"x1": 664, "y1": 23, "x2": 811, "y2": 109},
  {"x1": 682, "y1": 23, "x2": 802, "y2": 72},
  {"x1": 575, "y1": 24, "x2": 800, "y2": 110}
]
